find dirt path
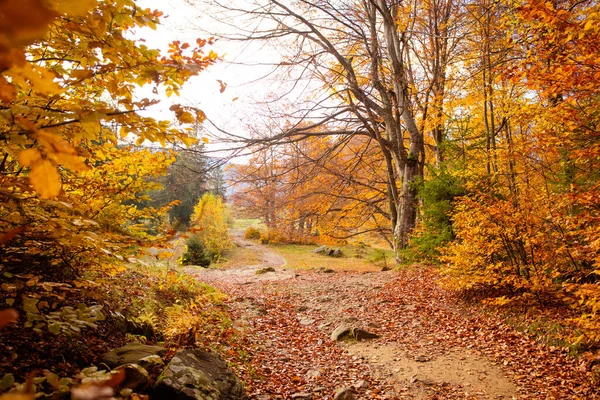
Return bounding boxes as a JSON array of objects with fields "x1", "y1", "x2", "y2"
[{"x1": 185, "y1": 235, "x2": 597, "y2": 399}]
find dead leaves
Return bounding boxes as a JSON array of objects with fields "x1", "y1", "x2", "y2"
[
  {"x1": 0, "y1": 309, "x2": 18, "y2": 330},
  {"x1": 198, "y1": 266, "x2": 600, "y2": 399}
]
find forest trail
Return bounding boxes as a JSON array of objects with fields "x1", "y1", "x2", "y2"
[{"x1": 185, "y1": 233, "x2": 595, "y2": 399}]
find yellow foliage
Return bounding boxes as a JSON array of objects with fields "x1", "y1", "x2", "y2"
[{"x1": 190, "y1": 193, "x2": 233, "y2": 260}]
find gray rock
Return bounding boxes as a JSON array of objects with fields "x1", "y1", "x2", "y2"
[
  {"x1": 312, "y1": 245, "x2": 328, "y2": 254},
  {"x1": 154, "y1": 349, "x2": 247, "y2": 400},
  {"x1": 354, "y1": 380, "x2": 368, "y2": 389},
  {"x1": 331, "y1": 324, "x2": 352, "y2": 341},
  {"x1": 290, "y1": 393, "x2": 312, "y2": 399},
  {"x1": 305, "y1": 369, "x2": 321, "y2": 378},
  {"x1": 100, "y1": 343, "x2": 165, "y2": 369},
  {"x1": 138, "y1": 354, "x2": 165, "y2": 373},
  {"x1": 352, "y1": 328, "x2": 380, "y2": 340},
  {"x1": 256, "y1": 266, "x2": 275, "y2": 275},
  {"x1": 299, "y1": 318, "x2": 315, "y2": 326},
  {"x1": 333, "y1": 387, "x2": 355, "y2": 400},
  {"x1": 312, "y1": 246, "x2": 343, "y2": 257},
  {"x1": 114, "y1": 363, "x2": 149, "y2": 390}
]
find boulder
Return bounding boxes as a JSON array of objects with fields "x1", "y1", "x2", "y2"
[
  {"x1": 331, "y1": 324, "x2": 352, "y2": 341},
  {"x1": 312, "y1": 245, "x2": 328, "y2": 254},
  {"x1": 352, "y1": 328, "x2": 380, "y2": 340},
  {"x1": 138, "y1": 354, "x2": 165, "y2": 373},
  {"x1": 100, "y1": 343, "x2": 165, "y2": 369},
  {"x1": 334, "y1": 387, "x2": 355, "y2": 400},
  {"x1": 154, "y1": 349, "x2": 247, "y2": 400},
  {"x1": 290, "y1": 393, "x2": 312, "y2": 399},
  {"x1": 312, "y1": 246, "x2": 343, "y2": 257},
  {"x1": 114, "y1": 363, "x2": 149, "y2": 390}
]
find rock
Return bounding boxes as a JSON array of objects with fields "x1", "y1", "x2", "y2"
[
  {"x1": 312, "y1": 246, "x2": 343, "y2": 257},
  {"x1": 354, "y1": 380, "x2": 368, "y2": 389},
  {"x1": 331, "y1": 324, "x2": 352, "y2": 341},
  {"x1": 290, "y1": 392, "x2": 312, "y2": 399},
  {"x1": 115, "y1": 363, "x2": 149, "y2": 390},
  {"x1": 299, "y1": 318, "x2": 315, "y2": 326},
  {"x1": 352, "y1": 328, "x2": 380, "y2": 340},
  {"x1": 317, "y1": 322, "x2": 331, "y2": 330},
  {"x1": 256, "y1": 267, "x2": 275, "y2": 275},
  {"x1": 312, "y1": 387, "x2": 326, "y2": 393},
  {"x1": 100, "y1": 343, "x2": 165, "y2": 369},
  {"x1": 333, "y1": 387, "x2": 355, "y2": 400},
  {"x1": 154, "y1": 349, "x2": 247, "y2": 400},
  {"x1": 305, "y1": 369, "x2": 321, "y2": 378},
  {"x1": 318, "y1": 267, "x2": 335, "y2": 273},
  {"x1": 312, "y1": 245, "x2": 328, "y2": 254},
  {"x1": 415, "y1": 355, "x2": 430, "y2": 362},
  {"x1": 138, "y1": 354, "x2": 165, "y2": 373},
  {"x1": 381, "y1": 266, "x2": 392, "y2": 271}
]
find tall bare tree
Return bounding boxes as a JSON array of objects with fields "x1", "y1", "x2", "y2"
[{"x1": 204, "y1": 0, "x2": 463, "y2": 261}]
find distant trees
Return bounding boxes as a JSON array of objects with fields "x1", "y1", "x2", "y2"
[
  {"x1": 230, "y1": 136, "x2": 392, "y2": 245},
  {"x1": 148, "y1": 145, "x2": 227, "y2": 227},
  {"x1": 207, "y1": 0, "x2": 464, "y2": 261},
  {"x1": 211, "y1": 0, "x2": 600, "y2": 344}
]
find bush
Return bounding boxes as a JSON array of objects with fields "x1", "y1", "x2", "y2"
[
  {"x1": 190, "y1": 193, "x2": 233, "y2": 260},
  {"x1": 244, "y1": 226, "x2": 262, "y2": 239},
  {"x1": 259, "y1": 230, "x2": 285, "y2": 244},
  {"x1": 406, "y1": 168, "x2": 465, "y2": 261},
  {"x1": 180, "y1": 235, "x2": 211, "y2": 267}
]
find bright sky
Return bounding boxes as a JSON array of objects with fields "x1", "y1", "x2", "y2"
[{"x1": 133, "y1": 0, "x2": 284, "y2": 156}]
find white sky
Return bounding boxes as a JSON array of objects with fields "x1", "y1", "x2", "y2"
[{"x1": 132, "y1": 0, "x2": 284, "y2": 156}]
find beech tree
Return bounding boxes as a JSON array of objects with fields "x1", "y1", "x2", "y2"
[
  {"x1": 206, "y1": 0, "x2": 463, "y2": 261},
  {"x1": 230, "y1": 135, "x2": 392, "y2": 244},
  {"x1": 0, "y1": 0, "x2": 215, "y2": 276}
]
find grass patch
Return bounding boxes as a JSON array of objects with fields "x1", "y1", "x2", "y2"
[
  {"x1": 231, "y1": 218, "x2": 266, "y2": 231},
  {"x1": 267, "y1": 243, "x2": 394, "y2": 272}
]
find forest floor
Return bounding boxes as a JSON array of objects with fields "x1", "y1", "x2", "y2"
[{"x1": 183, "y1": 232, "x2": 599, "y2": 399}]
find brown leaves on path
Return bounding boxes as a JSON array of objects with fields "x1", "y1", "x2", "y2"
[{"x1": 195, "y1": 266, "x2": 599, "y2": 399}]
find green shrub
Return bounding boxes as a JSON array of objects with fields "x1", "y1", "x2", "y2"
[
  {"x1": 408, "y1": 168, "x2": 465, "y2": 261},
  {"x1": 180, "y1": 235, "x2": 211, "y2": 267},
  {"x1": 244, "y1": 226, "x2": 262, "y2": 240}
]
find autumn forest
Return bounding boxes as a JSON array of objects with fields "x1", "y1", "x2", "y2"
[{"x1": 1, "y1": 0, "x2": 600, "y2": 399}]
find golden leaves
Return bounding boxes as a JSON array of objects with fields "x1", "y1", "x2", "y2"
[
  {"x1": 0, "y1": 0, "x2": 56, "y2": 49},
  {"x1": 18, "y1": 149, "x2": 42, "y2": 167},
  {"x1": 29, "y1": 159, "x2": 61, "y2": 198},
  {"x1": 36, "y1": 131, "x2": 88, "y2": 172},
  {"x1": 46, "y1": 0, "x2": 97, "y2": 16}
]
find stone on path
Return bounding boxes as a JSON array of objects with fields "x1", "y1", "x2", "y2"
[
  {"x1": 154, "y1": 349, "x2": 247, "y2": 400},
  {"x1": 333, "y1": 387, "x2": 355, "y2": 400},
  {"x1": 331, "y1": 324, "x2": 352, "y2": 341},
  {"x1": 100, "y1": 343, "x2": 165, "y2": 368},
  {"x1": 290, "y1": 392, "x2": 312, "y2": 399},
  {"x1": 331, "y1": 324, "x2": 380, "y2": 341},
  {"x1": 352, "y1": 328, "x2": 380, "y2": 340}
]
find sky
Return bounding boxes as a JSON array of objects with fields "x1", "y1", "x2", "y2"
[{"x1": 132, "y1": 0, "x2": 284, "y2": 158}]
